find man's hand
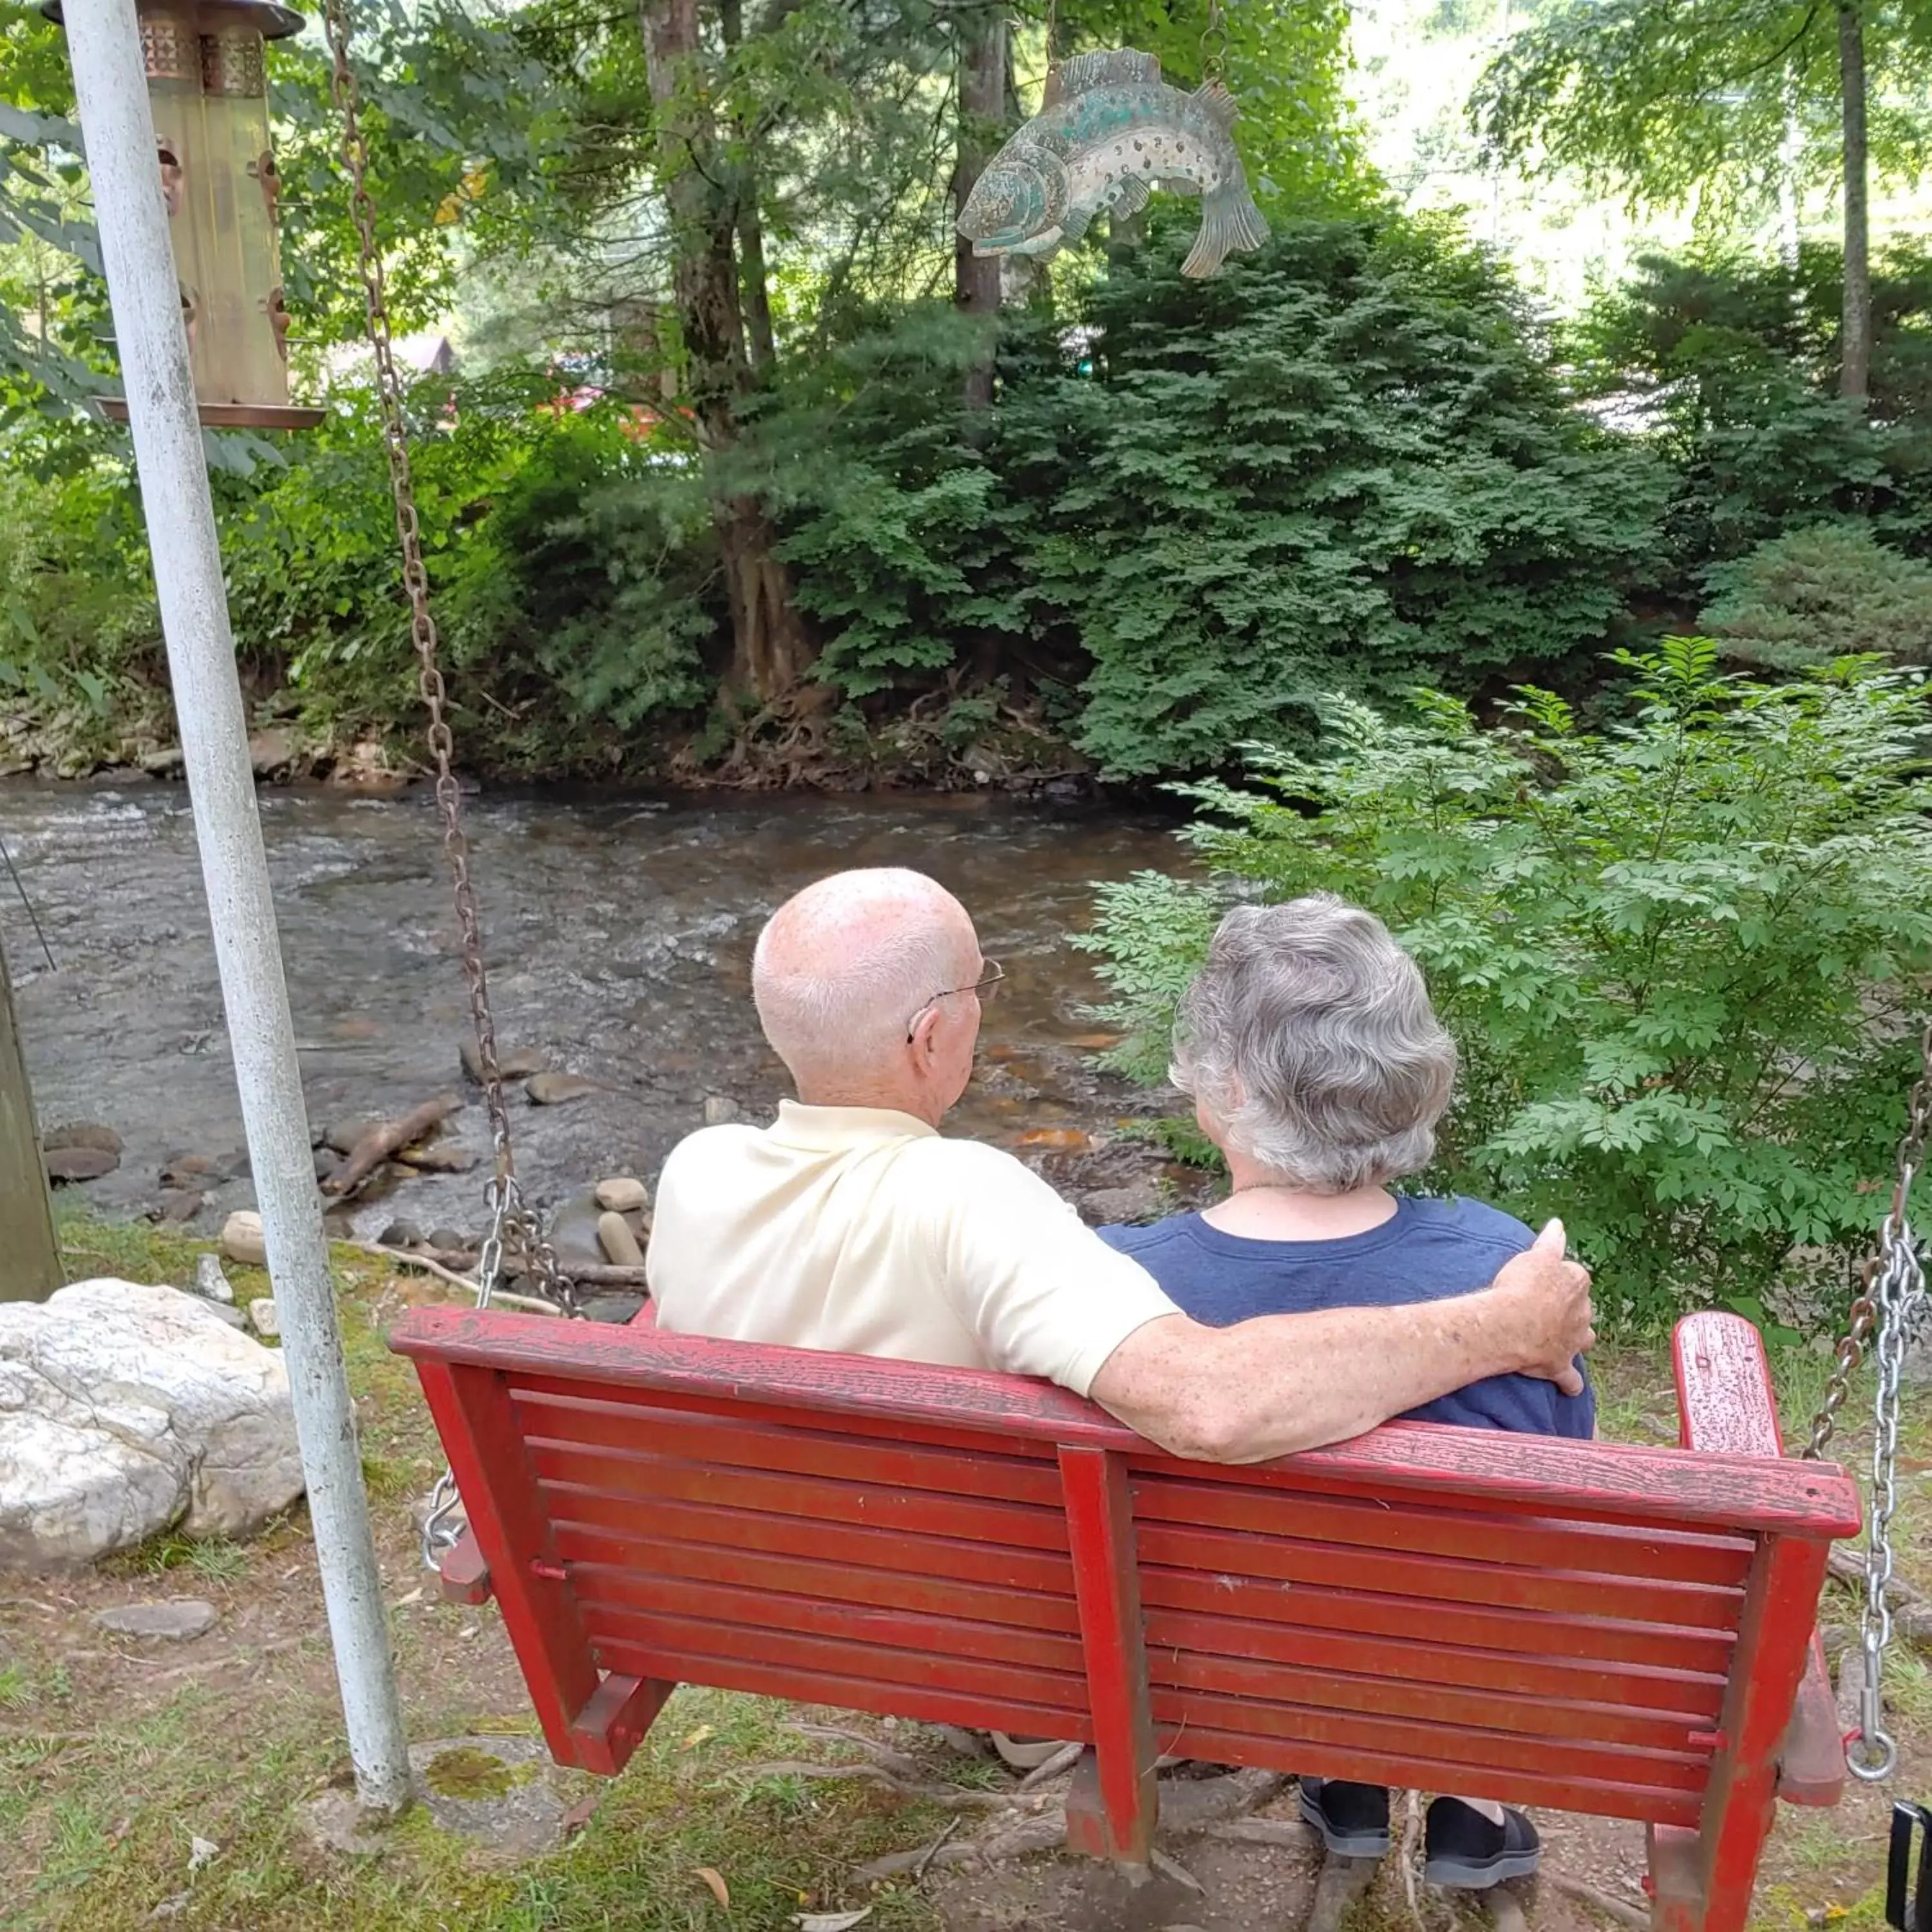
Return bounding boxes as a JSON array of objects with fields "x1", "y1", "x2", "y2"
[{"x1": 1489, "y1": 1219, "x2": 1594, "y2": 1396}]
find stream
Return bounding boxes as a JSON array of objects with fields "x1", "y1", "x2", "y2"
[{"x1": 0, "y1": 779, "x2": 1193, "y2": 1265}]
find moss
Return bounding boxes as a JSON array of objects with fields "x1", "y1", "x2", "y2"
[{"x1": 422, "y1": 1747, "x2": 515, "y2": 1801}]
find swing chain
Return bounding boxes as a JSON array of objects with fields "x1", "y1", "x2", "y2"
[
  {"x1": 1199, "y1": 0, "x2": 1228, "y2": 83},
  {"x1": 319, "y1": 0, "x2": 577, "y2": 1341},
  {"x1": 1804, "y1": 1014, "x2": 1932, "y2": 1781}
]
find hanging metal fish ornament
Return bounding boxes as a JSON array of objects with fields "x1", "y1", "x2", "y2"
[{"x1": 957, "y1": 48, "x2": 1267, "y2": 279}]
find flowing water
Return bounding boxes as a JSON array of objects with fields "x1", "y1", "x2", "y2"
[{"x1": 0, "y1": 779, "x2": 1192, "y2": 1257}]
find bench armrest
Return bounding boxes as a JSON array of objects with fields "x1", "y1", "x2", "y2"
[
  {"x1": 439, "y1": 1526, "x2": 494, "y2": 1605},
  {"x1": 1674, "y1": 1311, "x2": 1848, "y2": 1807}
]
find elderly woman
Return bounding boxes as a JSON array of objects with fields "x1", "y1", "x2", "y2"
[{"x1": 1097, "y1": 893, "x2": 1593, "y2": 1893}]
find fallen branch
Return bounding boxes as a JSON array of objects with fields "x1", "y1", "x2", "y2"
[
  {"x1": 1016, "y1": 1743, "x2": 1084, "y2": 1790},
  {"x1": 1546, "y1": 1871, "x2": 1650, "y2": 1931},
  {"x1": 341, "y1": 1242, "x2": 561, "y2": 1316},
  {"x1": 851, "y1": 1810, "x2": 1065, "y2": 1883},
  {"x1": 787, "y1": 1723, "x2": 932, "y2": 1783},
  {"x1": 411, "y1": 1252, "x2": 652, "y2": 1293},
  {"x1": 323, "y1": 1095, "x2": 462, "y2": 1197}
]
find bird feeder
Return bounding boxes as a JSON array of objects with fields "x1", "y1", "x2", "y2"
[{"x1": 50, "y1": 0, "x2": 323, "y2": 428}]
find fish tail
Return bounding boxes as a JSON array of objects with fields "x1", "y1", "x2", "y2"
[{"x1": 1182, "y1": 179, "x2": 1269, "y2": 279}]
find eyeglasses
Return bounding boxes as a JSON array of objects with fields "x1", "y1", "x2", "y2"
[{"x1": 905, "y1": 959, "x2": 1004, "y2": 1042}]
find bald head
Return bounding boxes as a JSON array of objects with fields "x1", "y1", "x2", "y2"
[{"x1": 753, "y1": 869, "x2": 980, "y2": 1091}]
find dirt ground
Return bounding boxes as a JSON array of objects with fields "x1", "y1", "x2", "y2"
[{"x1": 6, "y1": 1222, "x2": 1929, "y2": 1931}]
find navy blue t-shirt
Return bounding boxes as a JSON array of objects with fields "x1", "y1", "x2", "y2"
[{"x1": 1097, "y1": 1195, "x2": 1593, "y2": 1439}]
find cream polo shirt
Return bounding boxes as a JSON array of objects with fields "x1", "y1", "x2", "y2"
[{"x1": 645, "y1": 1100, "x2": 1180, "y2": 1396}]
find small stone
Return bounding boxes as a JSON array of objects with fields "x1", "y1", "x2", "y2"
[
  {"x1": 159, "y1": 1153, "x2": 222, "y2": 1189},
  {"x1": 138, "y1": 745, "x2": 185, "y2": 776},
  {"x1": 580, "y1": 1292, "x2": 647, "y2": 1325},
  {"x1": 526, "y1": 1074, "x2": 596, "y2": 1106},
  {"x1": 596, "y1": 1211, "x2": 645, "y2": 1267},
  {"x1": 248, "y1": 1298, "x2": 279, "y2": 1341},
  {"x1": 594, "y1": 1177, "x2": 649, "y2": 1215},
  {"x1": 1079, "y1": 1180, "x2": 1167, "y2": 1227},
  {"x1": 459, "y1": 1041, "x2": 547, "y2": 1084},
  {"x1": 193, "y1": 1255, "x2": 234, "y2": 1304},
  {"x1": 44, "y1": 1122, "x2": 124, "y2": 1155},
  {"x1": 394, "y1": 1142, "x2": 477, "y2": 1174},
  {"x1": 545, "y1": 1189, "x2": 607, "y2": 1271},
  {"x1": 200, "y1": 1302, "x2": 248, "y2": 1331},
  {"x1": 150, "y1": 1189, "x2": 205, "y2": 1224},
  {"x1": 702, "y1": 1095, "x2": 738, "y2": 1126},
  {"x1": 247, "y1": 728, "x2": 295, "y2": 778},
  {"x1": 44, "y1": 1145, "x2": 119, "y2": 1184},
  {"x1": 378, "y1": 1220, "x2": 427, "y2": 1251},
  {"x1": 426, "y1": 1227, "x2": 469, "y2": 1255},
  {"x1": 220, "y1": 1209, "x2": 267, "y2": 1267},
  {"x1": 95, "y1": 1599, "x2": 219, "y2": 1642},
  {"x1": 324, "y1": 1118, "x2": 374, "y2": 1157},
  {"x1": 313, "y1": 1147, "x2": 340, "y2": 1183}
]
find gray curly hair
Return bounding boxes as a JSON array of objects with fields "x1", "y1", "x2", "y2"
[{"x1": 1170, "y1": 895, "x2": 1457, "y2": 1193}]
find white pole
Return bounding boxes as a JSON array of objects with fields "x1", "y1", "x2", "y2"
[{"x1": 62, "y1": 0, "x2": 413, "y2": 1815}]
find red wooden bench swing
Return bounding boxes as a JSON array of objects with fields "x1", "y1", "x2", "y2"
[{"x1": 319, "y1": 10, "x2": 1919, "y2": 1917}]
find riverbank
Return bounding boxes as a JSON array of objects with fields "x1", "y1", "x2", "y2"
[{"x1": 10, "y1": 1213, "x2": 1927, "y2": 1932}]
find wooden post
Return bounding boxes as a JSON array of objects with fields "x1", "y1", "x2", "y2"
[{"x1": 0, "y1": 923, "x2": 61, "y2": 1299}]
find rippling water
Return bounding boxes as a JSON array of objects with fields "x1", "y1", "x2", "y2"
[{"x1": 0, "y1": 779, "x2": 1191, "y2": 1247}]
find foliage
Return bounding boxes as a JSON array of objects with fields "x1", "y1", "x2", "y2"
[
  {"x1": 1078, "y1": 639, "x2": 1932, "y2": 1328},
  {"x1": 1012, "y1": 216, "x2": 1668, "y2": 776},
  {"x1": 1701, "y1": 523, "x2": 1932, "y2": 670},
  {"x1": 1472, "y1": 0, "x2": 1932, "y2": 225},
  {"x1": 1566, "y1": 246, "x2": 1932, "y2": 577}
]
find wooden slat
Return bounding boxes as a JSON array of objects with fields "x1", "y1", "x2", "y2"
[
  {"x1": 1139, "y1": 1563, "x2": 1737, "y2": 1675},
  {"x1": 547, "y1": 1488, "x2": 1076, "y2": 1596},
  {"x1": 569, "y1": 1566, "x2": 1086, "y2": 1676},
  {"x1": 584, "y1": 1612, "x2": 1090, "y2": 1715},
  {"x1": 1163, "y1": 1722, "x2": 1705, "y2": 1831},
  {"x1": 1142, "y1": 1604, "x2": 1723, "y2": 1719},
  {"x1": 1060, "y1": 1447, "x2": 1157, "y2": 1863},
  {"x1": 1149, "y1": 1683, "x2": 1712, "y2": 1794},
  {"x1": 1137, "y1": 1519, "x2": 1743, "y2": 1628},
  {"x1": 585, "y1": 1636, "x2": 1091, "y2": 1743},
  {"x1": 553, "y1": 1524, "x2": 1082, "y2": 1634},
  {"x1": 1150, "y1": 1645, "x2": 1714, "y2": 1753},
  {"x1": 1133, "y1": 1472, "x2": 1754, "y2": 1586},
  {"x1": 527, "y1": 1443, "x2": 1070, "y2": 1553},
  {"x1": 388, "y1": 1309, "x2": 1862, "y2": 1540},
  {"x1": 513, "y1": 1387, "x2": 1066, "y2": 1507}
]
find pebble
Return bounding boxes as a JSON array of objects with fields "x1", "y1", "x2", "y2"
[
  {"x1": 199, "y1": 1302, "x2": 249, "y2": 1331},
  {"x1": 158, "y1": 1153, "x2": 223, "y2": 1189},
  {"x1": 247, "y1": 727, "x2": 296, "y2": 777},
  {"x1": 43, "y1": 1146, "x2": 120, "y2": 1184},
  {"x1": 426, "y1": 1227, "x2": 469, "y2": 1254},
  {"x1": 43, "y1": 1122, "x2": 124, "y2": 1155},
  {"x1": 379, "y1": 1219, "x2": 427, "y2": 1251},
  {"x1": 702, "y1": 1095, "x2": 738, "y2": 1125},
  {"x1": 526, "y1": 1074, "x2": 596, "y2": 1106},
  {"x1": 1079, "y1": 1180, "x2": 1167, "y2": 1226},
  {"x1": 95, "y1": 1599, "x2": 218, "y2": 1642},
  {"x1": 580, "y1": 1291, "x2": 647, "y2": 1325},
  {"x1": 596, "y1": 1212, "x2": 645, "y2": 1267},
  {"x1": 249, "y1": 1297, "x2": 280, "y2": 1340},
  {"x1": 395, "y1": 1142, "x2": 477, "y2": 1174},
  {"x1": 220, "y1": 1209, "x2": 267, "y2": 1267},
  {"x1": 150, "y1": 1189, "x2": 205, "y2": 1224},
  {"x1": 594, "y1": 1177, "x2": 649, "y2": 1215},
  {"x1": 460, "y1": 1041, "x2": 548, "y2": 1084},
  {"x1": 193, "y1": 1255, "x2": 234, "y2": 1304}
]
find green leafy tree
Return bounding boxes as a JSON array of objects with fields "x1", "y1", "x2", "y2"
[
  {"x1": 1079, "y1": 639, "x2": 1932, "y2": 1327},
  {"x1": 1473, "y1": 0, "x2": 1932, "y2": 402}
]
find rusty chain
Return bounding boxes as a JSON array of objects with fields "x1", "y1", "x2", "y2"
[{"x1": 319, "y1": 0, "x2": 578, "y2": 1333}]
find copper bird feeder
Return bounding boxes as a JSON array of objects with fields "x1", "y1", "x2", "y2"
[{"x1": 50, "y1": 0, "x2": 324, "y2": 428}]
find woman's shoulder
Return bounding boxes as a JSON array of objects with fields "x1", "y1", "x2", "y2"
[
  {"x1": 1094, "y1": 1211, "x2": 1201, "y2": 1256},
  {"x1": 1400, "y1": 1193, "x2": 1538, "y2": 1256}
]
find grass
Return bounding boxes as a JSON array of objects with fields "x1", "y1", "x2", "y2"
[{"x1": 15, "y1": 1213, "x2": 1932, "y2": 1932}]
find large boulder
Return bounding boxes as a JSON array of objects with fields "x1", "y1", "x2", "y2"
[{"x1": 0, "y1": 1280, "x2": 305, "y2": 1566}]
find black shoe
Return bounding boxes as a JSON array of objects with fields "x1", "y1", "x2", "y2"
[
  {"x1": 1423, "y1": 1798, "x2": 1541, "y2": 1889},
  {"x1": 1297, "y1": 1777, "x2": 1391, "y2": 1859}
]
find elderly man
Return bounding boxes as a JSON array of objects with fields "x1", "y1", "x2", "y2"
[{"x1": 645, "y1": 867, "x2": 1593, "y2": 1464}]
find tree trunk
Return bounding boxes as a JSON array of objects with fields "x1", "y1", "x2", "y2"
[
  {"x1": 640, "y1": 0, "x2": 810, "y2": 701},
  {"x1": 718, "y1": 0, "x2": 777, "y2": 374},
  {"x1": 952, "y1": 0, "x2": 1007, "y2": 410},
  {"x1": 1839, "y1": 0, "x2": 1871, "y2": 404}
]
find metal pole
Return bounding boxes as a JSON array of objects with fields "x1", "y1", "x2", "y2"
[{"x1": 61, "y1": 0, "x2": 412, "y2": 1815}]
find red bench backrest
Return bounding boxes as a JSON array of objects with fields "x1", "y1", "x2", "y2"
[{"x1": 390, "y1": 1307, "x2": 1860, "y2": 1842}]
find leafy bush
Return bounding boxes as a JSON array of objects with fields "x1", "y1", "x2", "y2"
[
  {"x1": 1701, "y1": 524, "x2": 1932, "y2": 671},
  {"x1": 1010, "y1": 217, "x2": 1668, "y2": 776},
  {"x1": 1079, "y1": 639, "x2": 1932, "y2": 1329},
  {"x1": 1569, "y1": 247, "x2": 1932, "y2": 576}
]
